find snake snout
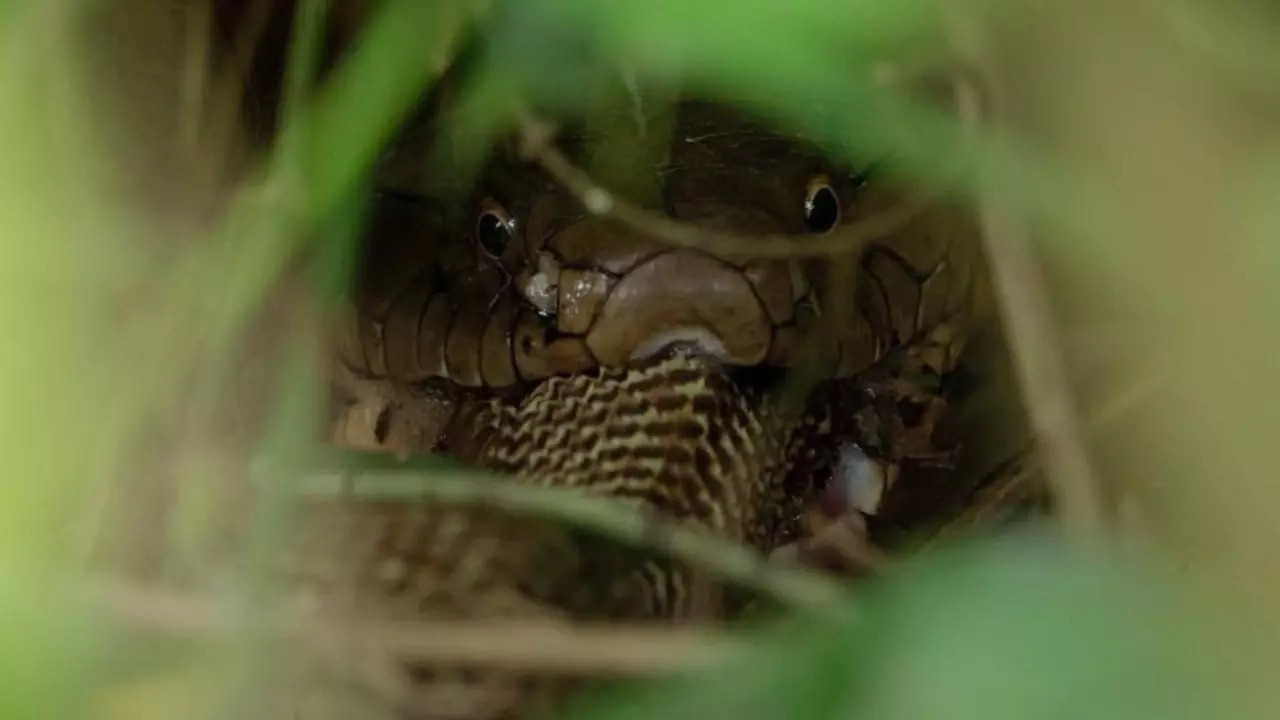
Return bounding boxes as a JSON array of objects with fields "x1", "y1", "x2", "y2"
[{"x1": 582, "y1": 249, "x2": 781, "y2": 368}]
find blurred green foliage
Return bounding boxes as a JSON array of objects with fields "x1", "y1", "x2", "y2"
[
  {"x1": 0, "y1": 0, "x2": 1277, "y2": 718},
  {"x1": 564, "y1": 533, "x2": 1226, "y2": 720}
]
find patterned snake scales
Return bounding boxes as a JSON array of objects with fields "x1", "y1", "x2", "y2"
[{"x1": 288, "y1": 99, "x2": 995, "y2": 719}]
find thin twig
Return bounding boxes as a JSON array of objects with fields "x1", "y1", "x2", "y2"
[
  {"x1": 286, "y1": 467, "x2": 850, "y2": 610},
  {"x1": 91, "y1": 580, "x2": 741, "y2": 676},
  {"x1": 197, "y1": 0, "x2": 277, "y2": 192},
  {"x1": 515, "y1": 112, "x2": 932, "y2": 260},
  {"x1": 280, "y1": 0, "x2": 330, "y2": 136},
  {"x1": 943, "y1": 23, "x2": 1106, "y2": 538},
  {"x1": 917, "y1": 449, "x2": 1043, "y2": 550}
]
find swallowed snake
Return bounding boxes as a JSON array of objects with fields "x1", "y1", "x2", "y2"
[{"x1": 295, "y1": 98, "x2": 996, "y2": 718}]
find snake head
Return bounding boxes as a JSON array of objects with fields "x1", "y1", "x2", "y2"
[
  {"x1": 470, "y1": 101, "x2": 881, "y2": 382},
  {"x1": 340, "y1": 99, "x2": 980, "y2": 393}
]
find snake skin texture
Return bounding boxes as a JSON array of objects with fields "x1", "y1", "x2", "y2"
[
  {"x1": 299, "y1": 86, "x2": 1008, "y2": 719},
  {"x1": 280, "y1": 355, "x2": 791, "y2": 720}
]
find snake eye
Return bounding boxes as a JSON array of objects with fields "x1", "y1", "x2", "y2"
[
  {"x1": 803, "y1": 176, "x2": 840, "y2": 234},
  {"x1": 475, "y1": 199, "x2": 515, "y2": 257}
]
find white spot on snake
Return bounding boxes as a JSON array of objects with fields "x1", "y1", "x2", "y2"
[
  {"x1": 521, "y1": 252, "x2": 561, "y2": 314},
  {"x1": 834, "y1": 442, "x2": 887, "y2": 516}
]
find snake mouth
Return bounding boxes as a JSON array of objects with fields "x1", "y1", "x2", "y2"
[
  {"x1": 499, "y1": 246, "x2": 814, "y2": 387},
  {"x1": 627, "y1": 330, "x2": 798, "y2": 397},
  {"x1": 628, "y1": 327, "x2": 733, "y2": 366},
  {"x1": 626, "y1": 332, "x2": 790, "y2": 396},
  {"x1": 570, "y1": 248, "x2": 781, "y2": 367}
]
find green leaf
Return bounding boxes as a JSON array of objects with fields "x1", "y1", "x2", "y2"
[{"x1": 564, "y1": 532, "x2": 1223, "y2": 720}]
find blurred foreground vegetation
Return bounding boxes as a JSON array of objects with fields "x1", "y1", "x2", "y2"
[{"x1": 1, "y1": 0, "x2": 1279, "y2": 718}]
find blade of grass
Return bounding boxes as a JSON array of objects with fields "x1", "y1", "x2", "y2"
[{"x1": 78, "y1": 0, "x2": 477, "y2": 566}]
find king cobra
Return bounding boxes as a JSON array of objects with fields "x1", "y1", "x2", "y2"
[
  {"x1": 298, "y1": 98, "x2": 996, "y2": 718},
  {"x1": 330, "y1": 100, "x2": 991, "y2": 456}
]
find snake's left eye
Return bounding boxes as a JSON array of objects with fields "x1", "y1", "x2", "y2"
[
  {"x1": 803, "y1": 176, "x2": 840, "y2": 234},
  {"x1": 475, "y1": 199, "x2": 516, "y2": 257}
]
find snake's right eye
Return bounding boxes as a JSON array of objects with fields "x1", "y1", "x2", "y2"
[{"x1": 475, "y1": 199, "x2": 515, "y2": 257}]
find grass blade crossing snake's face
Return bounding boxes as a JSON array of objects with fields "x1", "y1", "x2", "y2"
[{"x1": 336, "y1": 100, "x2": 988, "y2": 397}]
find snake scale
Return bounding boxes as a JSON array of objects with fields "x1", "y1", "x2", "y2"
[
  {"x1": 289, "y1": 356, "x2": 788, "y2": 719},
  {"x1": 294, "y1": 95, "x2": 997, "y2": 719},
  {"x1": 330, "y1": 99, "x2": 991, "y2": 455}
]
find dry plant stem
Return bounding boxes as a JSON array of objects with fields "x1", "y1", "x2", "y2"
[
  {"x1": 517, "y1": 114, "x2": 931, "y2": 260},
  {"x1": 918, "y1": 450, "x2": 1040, "y2": 550},
  {"x1": 281, "y1": 0, "x2": 331, "y2": 136},
  {"x1": 945, "y1": 36, "x2": 1105, "y2": 538},
  {"x1": 779, "y1": 514, "x2": 892, "y2": 578},
  {"x1": 297, "y1": 469, "x2": 848, "y2": 609},
  {"x1": 76, "y1": 1, "x2": 472, "y2": 563},
  {"x1": 179, "y1": 0, "x2": 212, "y2": 151},
  {"x1": 92, "y1": 581, "x2": 740, "y2": 676},
  {"x1": 191, "y1": 0, "x2": 277, "y2": 195}
]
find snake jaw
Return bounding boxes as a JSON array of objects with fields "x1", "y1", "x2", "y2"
[
  {"x1": 583, "y1": 249, "x2": 773, "y2": 366},
  {"x1": 628, "y1": 327, "x2": 733, "y2": 365}
]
